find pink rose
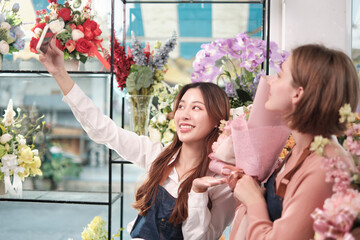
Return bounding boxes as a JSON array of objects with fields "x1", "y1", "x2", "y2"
[{"x1": 65, "y1": 40, "x2": 76, "y2": 53}]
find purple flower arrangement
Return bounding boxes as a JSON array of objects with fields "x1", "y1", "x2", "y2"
[{"x1": 191, "y1": 33, "x2": 289, "y2": 107}]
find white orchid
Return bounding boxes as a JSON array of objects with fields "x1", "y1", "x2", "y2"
[{"x1": 2, "y1": 99, "x2": 15, "y2": 126}]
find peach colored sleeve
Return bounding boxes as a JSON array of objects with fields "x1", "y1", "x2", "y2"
[{"x1": 244, "y1": 157, "x2": 333, "y2": 240}]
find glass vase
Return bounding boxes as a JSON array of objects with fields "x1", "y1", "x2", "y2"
[{"x1": 126, "y1": 95, "x2": 153, "y2": 136}]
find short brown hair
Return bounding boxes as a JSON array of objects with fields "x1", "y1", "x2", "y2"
[{"x1": 286, "y1": 44, "x2": 359, "y2": 137}]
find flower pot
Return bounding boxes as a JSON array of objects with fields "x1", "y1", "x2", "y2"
[
  {"x1": 0, "y1": 180, "x2": 6, "y2": 195},
  {"x1": 64, "y1": 59, "x2": 80, "y2": 71},
  {"x1": 126, "y1": 95, "x2": 153, "y2": 136}
]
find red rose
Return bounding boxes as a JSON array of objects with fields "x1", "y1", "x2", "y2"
[
  {"x1": 83, "y1": 19, "x2": 96, "y2": 30},
  {"x1": 75, "y1": 38, "x2": 93, "y2": 54},
  {"x1": 57, "y1": 8, "x2": 72, "y2": 22},
  {"x1": 41, "y1": 9, "x2": 47, "y2": 15},
  {"x1": 65, "y1": 40, "x2": 76, "y2": 53},
  {"x1": 69, "y1": 23, "x2": 77, "y2": 31},
  {"x1": 77, "y1": 25, "x2": 84, "y2": 33},
  {"x1": 31, "y1": 22, "x2": 46, "y2": 33},
  {"x1": 30, "y1": 37, "x2": 39, "y2": 53},
  {"x1": 56, "y1": 39, "x2": 65, "y2": 51},
  {"x1": 47, "y1": 0, "x2": 57, "y2": 3},
  {"x1": 35, "y1": 10, "x2": 41, "y2": 15}
]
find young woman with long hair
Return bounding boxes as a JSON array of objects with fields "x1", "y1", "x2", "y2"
[{"x1": 40, "y1": 37, "x2": 237, "y2": 240}]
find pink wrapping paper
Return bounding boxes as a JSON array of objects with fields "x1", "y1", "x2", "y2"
[{"x1": 209, "y1": 76, "x2": 290, "y2": 181}]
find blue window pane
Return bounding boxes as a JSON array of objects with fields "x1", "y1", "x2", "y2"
[
  {"x1": 180, "y1": 42, "x2": 203, "y2": 60},
  {"x1": 127, "y1": 4, "x2": 144, "y2": 37},
  {"x1": 248, "y1": 4, "x2": 263, "y2": 37},
  {"x1": 178, "y1": 3, "x2": 212, "y2": 37}
]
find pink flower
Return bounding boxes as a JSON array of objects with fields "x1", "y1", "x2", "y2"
[
  {"x1": 65, "y1": 40, "x2": 76, "y2": 53},
  {"x1": 312, "y1": 189, "x2": 360, "y2": 239}
]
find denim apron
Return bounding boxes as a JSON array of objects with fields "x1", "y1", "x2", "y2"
[
  {"x1": 265, "y1": 145, "x2": 312, "y2": 222},
  {"x1": 130, "y1": 163, "x2": 184, "y2": 240}
]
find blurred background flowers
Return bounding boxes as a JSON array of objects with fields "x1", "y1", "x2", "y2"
[{"x1": 191, "y1": 33, "x2": 289, "y2": 108}]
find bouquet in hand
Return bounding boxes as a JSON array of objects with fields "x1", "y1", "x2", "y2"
[
  {"x1": 30, "y1": 0, "x2": 109, "y2": 69},
  {"x1": 209, "y1": 77, "x2": 290, "y2": 182}
]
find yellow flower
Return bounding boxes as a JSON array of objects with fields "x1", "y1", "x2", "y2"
[
  {"x1": 81, "y1": 229, "x2": 93, "y2": 240},
  {"x1": 89, "y1": 216, "x2": 103, "y2": 232},
  {"x1": 310, "y1": 136, "x2": 330, "y2": 156},
  {"x1": 169, "y1": 119, "x2": 176, "y2": 132},
  {"x1": 339, "y1": 103, "x2": 357, "y2": 123},
  {"x1": 18, "y1": 145, "x2": 33, "y2": 164}
]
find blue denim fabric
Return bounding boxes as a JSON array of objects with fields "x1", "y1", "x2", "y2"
[
  {"x1": 130, "y1": 185, "x2": 184, "y2": 240},
  {"x1": 264, "y1": 172, "x2": 283, "y2": 221}
]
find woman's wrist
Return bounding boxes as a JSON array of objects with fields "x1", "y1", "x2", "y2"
[{"x1": 52, "y1": 70, "x2": 75, "y2": 95}]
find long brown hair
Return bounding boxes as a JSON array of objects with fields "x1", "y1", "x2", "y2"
[
  {"x1": 132, "y1": 82, "x2": 230, "y2": 225},
  {"x1": 285, "y1": 44, "x2": 359, "y2": 137}
]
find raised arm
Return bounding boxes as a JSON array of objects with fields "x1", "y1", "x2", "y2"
[{"x1": 39, "y1": 37, "x2": 74, "y2": 95}]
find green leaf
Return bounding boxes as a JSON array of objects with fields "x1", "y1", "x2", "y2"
[
  {"x1": 126, "y1": 65, "x2": 153, "y2": 93},
  {"x1": 79, "y1": 54, "x2": 87, "y2": 64}
]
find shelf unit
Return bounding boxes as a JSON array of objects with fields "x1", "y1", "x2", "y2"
[{"x1": 0, "y1": 0, "x2": 270, "y2": 239}]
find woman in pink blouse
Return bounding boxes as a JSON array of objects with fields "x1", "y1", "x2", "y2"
[{"x1": 229, "y1": 44, "x2": 359, "y2": 239}]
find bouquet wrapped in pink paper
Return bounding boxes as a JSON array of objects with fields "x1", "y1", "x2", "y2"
[{"x1": 209, "y1": 76, "x2": 290, "y2": 181}]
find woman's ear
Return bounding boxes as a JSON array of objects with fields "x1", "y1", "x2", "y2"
[{"x1": 292, "y1": 86, "x2": 304, "y2": 105}]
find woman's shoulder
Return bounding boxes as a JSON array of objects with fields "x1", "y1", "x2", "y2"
[{"x1": 310, "y1": 137, "x2": 355, "y2": 172}]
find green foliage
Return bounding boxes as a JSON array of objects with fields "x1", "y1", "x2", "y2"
[
  {"x1": 127, "y1": 65, "x2": 153, "y2": 93},
  {"x1": 41, "y1": 144, "x2": 82, "y2": 184}
]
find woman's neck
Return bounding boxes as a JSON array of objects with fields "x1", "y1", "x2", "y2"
[
  {"x1": 291, "y1": 130, "x2": 314, "y2": 156},
  {"x1": 175, "y1": 143, "x2": 203, "y2": 180}
]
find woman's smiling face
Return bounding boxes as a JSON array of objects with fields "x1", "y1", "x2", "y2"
[{"x1": 174, "y1": 88, "x2": 216, "y2": 145}]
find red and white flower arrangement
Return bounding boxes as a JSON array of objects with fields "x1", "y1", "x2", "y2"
[{"x1": 30, "y1": 0, "x2": 109, "y2": 69}]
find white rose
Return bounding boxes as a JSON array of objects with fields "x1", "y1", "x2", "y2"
[
  {"x1": 49, "y1": 19, "x2": 65, "y2": 34},
  {"x1": 148, "y1": 127, "x2": 161, "y2": 143},
  {"x1": 72, "y1": 29, "x2": 84, "y2": 41},
  {"x1": 34, "y1": 28, "x2": 43, "y2": 38},
  {"x1": 162, "y1": 130, "x2": 174, "y2": 144},
  {"x1": 16, "y1": 135, "x2": 26, "y2": 145},
  {"x1": 158, "y1": 114, "x2": 167, "y2": 125},
  {"x1": 0, "y1": 22, "x2": 11, "y2": 31},
  {"x1": 0, "y1": 133, "x2": 13, "y2": 144},
  {"x1": 14, "y1": 26, "x2": 25, "y2": 39}
]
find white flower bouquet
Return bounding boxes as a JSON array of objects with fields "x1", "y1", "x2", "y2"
[{"x1": 0, "y1": 100, "x2": 44, "y2": 197}]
